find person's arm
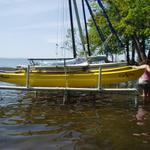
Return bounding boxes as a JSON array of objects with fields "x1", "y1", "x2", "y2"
[{"x1": 132, "y1": 64, "x2": 147, "y2": 69}]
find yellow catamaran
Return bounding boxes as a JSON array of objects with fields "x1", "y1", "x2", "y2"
[
  {"x1": 0, "y1": 66, "x2": 144, "y2": 88},
  {"x1": 0, "y1": 1, "x2": 144, "y2": 88}
]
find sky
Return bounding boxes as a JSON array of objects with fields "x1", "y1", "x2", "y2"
[{"x1": 0, "y1": 0, "x2": 80, "y2": 58}]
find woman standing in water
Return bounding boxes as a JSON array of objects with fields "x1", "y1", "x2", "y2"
[{"x1": 133, "y1": 59, "x2": 150, "y2": 97}]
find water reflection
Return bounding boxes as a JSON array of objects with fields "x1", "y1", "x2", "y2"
[
  {"x1": 0, "y1": 91, "x2": 150, "y2": 150},
  {"x1": 136, "y1": 105, "x2": 147, "y2": 126},
  {"x1": 132, "y1": 99, "x2": 150, "y2": 146}
]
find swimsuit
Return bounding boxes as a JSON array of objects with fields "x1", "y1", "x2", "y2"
[{"x1": 138, "y1": 70, "x2": 150, "y2": 89}]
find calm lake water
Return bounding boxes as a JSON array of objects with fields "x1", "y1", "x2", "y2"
[
  {"x1": 0, "y1": 58, "x2": 150, "y2": 150},
  {"x1": 0, "y1": 58, "x2": 28, "y2": 68}
]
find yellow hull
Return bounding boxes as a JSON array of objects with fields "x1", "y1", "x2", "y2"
[
  {"x1": 90, "y1": 66, "x2": 131, "y2": 72},
  {"x1": 0, "y1": 67, "x2": 144, "y2": 88}
]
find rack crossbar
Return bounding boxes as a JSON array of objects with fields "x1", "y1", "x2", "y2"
[{"x1": 0, "y1": 85, "x2": 138, "y2": 93}]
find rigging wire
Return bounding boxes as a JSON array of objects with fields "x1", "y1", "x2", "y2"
[
  {"x1": 63, "y1": 0, "x2": 69, "y2": 58},
  {"x1": 84, "y1": 0, "x2": 111, "y2": 56},
  {"x1": 61, "y1": 0, "x2": 65, "y2": 57},
  {"x1": 56, "y1": 0, "x2": 61, "y2": 57},
  {"x1": 96, "y1": 0, "x2": 124, "y2": 48},
  {"x1": 56, "y1": 0, "x2": 76, "y2": 58},
  {"x1": 56, "y1": 0, "x2": 67, "y2": 58}
]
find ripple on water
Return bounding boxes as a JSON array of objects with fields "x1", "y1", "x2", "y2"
[{"x1": 0, "y1": 90, "x2": 150, "y2": 150}]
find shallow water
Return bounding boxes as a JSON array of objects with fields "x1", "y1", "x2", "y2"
[
  {"x1": 0, "y1": 89, "x2": 150, "y2": 150},
  {"x1": 0, "y1": 58, "x2": 150, "y2": 149}
]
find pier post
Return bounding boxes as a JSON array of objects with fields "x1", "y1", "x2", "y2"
[
  {"x1": 98, "y1": 65, "x2": 102, "y2": 90},
  {"x1": 26, "y1": 65, "x2": 30, "y2": 88},
  {"x1": 63, "y1": 59, "x2": 69, "y2": 104}
]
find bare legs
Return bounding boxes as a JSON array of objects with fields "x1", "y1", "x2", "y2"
[
  {"x1": 148, "y1": 89, "x2": 150, "y2": 97},
  {"x1": 142, "y1": 88, "x2": 150, "y2": 98}
]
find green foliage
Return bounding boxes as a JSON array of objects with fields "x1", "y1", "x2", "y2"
[
  {"x1": 88, "y1": 0, "x2": 150, "y2": 56},
  {"x1": 116, "y1": 0, "x2": 150, "y2": 37}
]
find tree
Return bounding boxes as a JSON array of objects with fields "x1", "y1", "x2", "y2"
[
  {"x1": 88, "y1": 0, "x2": 150, "y2": 63},
  {"x1": 63, "y1": 28, "x2": 84, "y2": 57}
]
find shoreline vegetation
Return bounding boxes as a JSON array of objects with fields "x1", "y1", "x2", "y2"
[{"x1": 0, "y1": 67, "x2": 16, "y2": 70}]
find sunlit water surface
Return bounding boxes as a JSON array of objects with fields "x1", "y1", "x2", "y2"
[
  {"x1": 0, "y1": 88, "x2": 150, "y2": 150},
  {"x1": 0, "y1": 58, "x2": 150, "y2": 149}
]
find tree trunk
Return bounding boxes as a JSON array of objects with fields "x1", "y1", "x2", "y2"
[
  {"x1": 125, "y1": 39, "x2": 130, "y2": 64},
  {"x1": 148, "y1": 49, "x2": 150, "y2": 59},
  {"x1": 131, "y1": 40, "x2": 136, "y2": 64},
  {"x1": 132, "y1": 35, "x2": 146, "y2": 61},
  {"x1": 141, "y1": 37, "x2": 147, "y2": 59}
]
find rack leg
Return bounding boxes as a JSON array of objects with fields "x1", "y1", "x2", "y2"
[
  {"x1": 0, "y1": 91, "x2": 3, "y2": 100},
  {"x1": 63, "y1": 90, "x2": 67, "y2": 105}
]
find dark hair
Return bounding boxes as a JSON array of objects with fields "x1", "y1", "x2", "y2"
[
  {"x1": 146, "y1": 59, "x2": 150, "y2": 66},
  {"x1": 140, "y1": 59, "x2": 150, "y2": 66}
]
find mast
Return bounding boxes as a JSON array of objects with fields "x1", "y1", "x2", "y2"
[
  {"x1": 82, "y1": 0, "x2": 91, "y2": 56},
  {"x1": 73, "y1": 0, "x2": 87, "y2": 58},
  {"x1": 68, "y1": 0, "x2": 77, "y2": 58}
]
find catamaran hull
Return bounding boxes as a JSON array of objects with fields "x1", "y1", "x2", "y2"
[{"x1": 0, "y1": 68, "x2": 144, "y2": 88}]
